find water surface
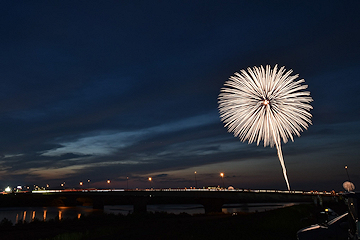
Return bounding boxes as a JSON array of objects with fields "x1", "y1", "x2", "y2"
[{"x1": 0, "y1": 202, "x2": 297, "y2": 224}]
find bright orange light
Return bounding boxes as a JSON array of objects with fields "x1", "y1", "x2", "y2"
[
  {"x1": 79, "y1": 182, "x2": 83, "y2": 186},
  {"x1": 220, "y1": 172, "x2": 224, "y2": 177},
  {"x1": 107, "y1": 180, "x2": 111, "y2": 184},
  {"x1": 262, "y1": 99, "x2": 269, "y2": 105},
  {"x1": 148, "y1": 177, "x2": 152, "y2": 181}
]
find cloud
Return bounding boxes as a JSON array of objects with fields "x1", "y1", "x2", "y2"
[
  {"x1": 41, "y1": 112, "x2": 219, "y2": 157},
  {"x1": 0, "y1": 1, "x2": 359, "y2": 190},
  {"x1": 9, "y1": 164, "x2": 88, "y2": 180}
]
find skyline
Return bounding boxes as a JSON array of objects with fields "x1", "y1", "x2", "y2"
[{"x1": 0, "y1": 1, "x2": 359, "y2": 191}]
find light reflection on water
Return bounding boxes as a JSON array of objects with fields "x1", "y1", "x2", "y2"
[
  {"x1": 0, "y1": 203, "x2": 297, "y2": 224},
  {"x1": 0, "y1": 206, "x2": 95, "y2": 224}
]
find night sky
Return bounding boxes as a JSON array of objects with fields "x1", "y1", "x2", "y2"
[{"x1": 1, "y1": 1, "x2": 359, "y2": 191}]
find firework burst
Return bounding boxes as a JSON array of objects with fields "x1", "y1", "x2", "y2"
[{"x1": 218, "y1": 65, "x2": 313, "y2": 190}]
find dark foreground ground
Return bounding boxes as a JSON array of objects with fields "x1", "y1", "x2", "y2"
[{"x1": 0, "y1": 202, "x2": 348, "y2": 240}]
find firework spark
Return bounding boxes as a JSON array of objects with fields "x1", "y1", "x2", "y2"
[{"x1": 218, "y1": 65, "x2": 313, "y2": 190}]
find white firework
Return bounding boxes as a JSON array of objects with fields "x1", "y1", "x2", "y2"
[{"x1": 218, "y1": 65, "x2": 313, "y2": 190}]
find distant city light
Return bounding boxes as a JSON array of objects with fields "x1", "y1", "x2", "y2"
[{"x1": 5, "y1": 186, "x2": 11, "y2": 192}]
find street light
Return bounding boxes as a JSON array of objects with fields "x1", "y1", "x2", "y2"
[
  {"x1": 345, "y1": 165, "x2": 351, "y2": 181},
  {"x1": 79, "y1": 181, "x2": 83, "y2": 187},
  {"x1": 148, "y1": 177, "x2": 152, "y2": 189},
  {"x1": 220, "y1": 173, "x2": 224, "y2": 189},
  {"x1": 87, "y1": 179, "x2": 90, "y2": 188},
  {"x1": 126, "y1": 176, "x2": 129, "y2": 190},
  {"x1": 194, "y1": 171, "x2": 197, "y2": 189}
]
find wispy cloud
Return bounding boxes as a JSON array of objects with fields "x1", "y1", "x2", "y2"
[{"x1": 41, "y1": 112, "x2": 219, "y2": 157}]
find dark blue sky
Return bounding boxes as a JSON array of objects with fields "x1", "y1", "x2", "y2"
[{"x1": 0, "y1": 1, "x2": 359, "y2": 191}]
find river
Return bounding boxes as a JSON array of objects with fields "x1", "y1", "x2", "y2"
[{"x1": 0, "y1": 202, "x2": 297, "y2": 224}]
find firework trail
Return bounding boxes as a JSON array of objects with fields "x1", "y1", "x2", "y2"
[{"x1": 218, "y1": 65, "x2": 313, "y2": 190}]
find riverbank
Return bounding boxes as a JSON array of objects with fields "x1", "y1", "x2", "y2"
[{"x1": 0, "y1": 202, "x2": 347, "y2": 240}]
